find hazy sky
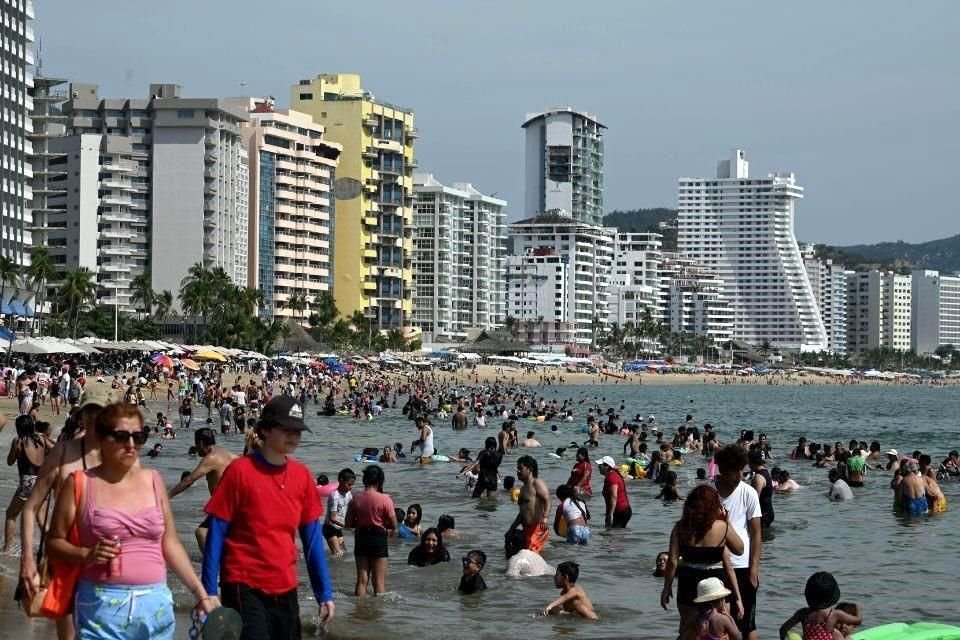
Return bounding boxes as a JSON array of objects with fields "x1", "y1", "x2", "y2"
[{"x1": 37, "y1": 1, "x2": 957, "y2": 245}]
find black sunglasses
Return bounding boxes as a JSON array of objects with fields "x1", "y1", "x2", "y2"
[{"x1": 106, "y1": 429, "x2": 149, "y2": 446}]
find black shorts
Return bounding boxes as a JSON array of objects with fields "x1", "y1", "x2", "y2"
[
  {"x1": 472, "y1": 474, "x2": 497, "y2": 498},
  {"x1": 199, "y1": 515, "x2": 212, "y2": 530},
  {"x1": 354, "y1": 526, "x2": 389, "y2": 559},
  {"x1": 848, "y1": 480, "x2": 864, "y2": 488},
  {"x1": 734, "y1": 566, "x2": 758, "y2": 634},
  {"x1": 611, "y1": 506, "x2": 632, "y2": 528},
  {"x1": 322, "y1": 522, "x2": 343, "y2": 539},
  {"x1": 221, "y1": 582, "x2": 300, "y2": 640}
]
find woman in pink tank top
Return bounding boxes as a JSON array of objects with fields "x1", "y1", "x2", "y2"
[{"x1": 47, "y1": 404, "x2": 220, "y2": 640}]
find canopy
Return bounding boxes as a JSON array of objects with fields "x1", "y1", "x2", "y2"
[
  {"x1": 180, "y1": 358, "x2": 200, "y2": 371},
  {"x1": 194, "y1": 350, "x2": 227, "y2": 362}
]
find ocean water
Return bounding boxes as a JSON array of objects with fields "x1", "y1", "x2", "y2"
[{"x1": 1, "y1": 382, "x2": 958, "y2": 639}]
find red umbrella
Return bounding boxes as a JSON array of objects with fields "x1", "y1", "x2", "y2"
[
  {"x1": 152, "y1": 354, "x2": 174, "y2": 368},
  {"x1": 180, "y1": 358, "x2": 200, "y2": 371}
]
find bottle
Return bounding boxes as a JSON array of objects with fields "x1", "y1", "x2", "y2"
[{"x1": 107, "y1": 536, "x2": 122, "y2": 577}]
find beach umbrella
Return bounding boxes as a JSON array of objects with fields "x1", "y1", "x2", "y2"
[
  {"x1": 11, "y1": 342, "x2": 57, "y2": 354},
  {"x1": 152, "y1": 353, "x2": 174, "y2": 368},
  {"x1": 194, "y1": 350, "x2": 227, "y2": 362},
  {"x1": 180, "y1": 358, "x2": 201, "y2": 371}
]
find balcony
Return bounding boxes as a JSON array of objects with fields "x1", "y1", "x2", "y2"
[
  {"x1": 102, "y1": 162, "x2": 136, "y2": 174},
  {"x1": 362, "y1": 280, "x2": 377, "y2": 291},
  {"x1": 362, "y1": 248, "x2": 378, "y2": 259},
  {"x1": 363, "y1": 215, "x2": 378, "y2": 227},
  {"x1": 407, "y1": 157, "x2": 419, "y2": 170},
  {"x1": 363, "y1": 116, "x2": 378, "y2": 129},
  {"x1": 362, "y1": 147, "x2": 378, "y2": 161},
  {"x1": 100, "y1": 195, "x2": 133, "y2": 207},
  {"x1": 407, "y1": 127, "x2": 420, "y2": 139}
]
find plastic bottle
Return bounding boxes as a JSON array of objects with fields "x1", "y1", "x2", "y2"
[{"x1": 107, "y1": 536, "x2": 122, "y2": 577}]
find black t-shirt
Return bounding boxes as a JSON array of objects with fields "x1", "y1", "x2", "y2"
[
  {"x1": 458, "y1": 572, "x2": 487, "y2": 594},
  {"x1": 477, "y1": 449, "x2": 502, "y2": 483},
  {"x1": 407, "y1": 545, "x2": 450, "y2": 567}
]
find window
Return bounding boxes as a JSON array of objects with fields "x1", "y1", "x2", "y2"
[
  {"x1": 177, "y1": 109, "x2": 194, "y2": 119},
  {"x1": 299, "y1": 93, "x2": 313, "y2": 100}
]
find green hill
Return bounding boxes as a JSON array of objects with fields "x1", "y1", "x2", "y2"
[
  {"x1": 602, "y1": 208, "x2": 678, "y2": 250},
  {"x1": 835, "y1": 235, "x2": 960, "y2": 275}
]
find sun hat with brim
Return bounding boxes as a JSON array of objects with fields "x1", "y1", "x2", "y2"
[
  {"x1": 885, "y1": 449, "x2": 898, "y2": 457},
  {"x1": 78, "y1": 387, "x2": 120, "y2": 410},
  {"x1": 804, "y1": 571, "x2": 841, "y2": 610},
  {"x1": 595, "y1": 455, "x2": 617, "y2": 469},
  {"x1": 258, "y1": 395, "x2": 312, "y2": 432},
  {"x1": 693, "y1": 577, "x2": 731, "y2": 603}
]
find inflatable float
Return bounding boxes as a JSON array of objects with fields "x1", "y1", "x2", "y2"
[
  {"x1": 600, "y1": 370, "x2": 626, "y2": 379},
  {"x1": 851, "y1": 622, "x2": 960, "y2": 640}
]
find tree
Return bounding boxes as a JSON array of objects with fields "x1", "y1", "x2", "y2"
[
  {"x1": 153, "y1": 290, "x2": 174, "y2": 324},
  {"x1": 0, "y1": 255, "x2": 20, "y2": 327},
  {"x1": 130, "y1": 273, "x2": 154, "y2": 320},
  {"x1": 758, "y1": 339, "x2": 773, "y2": 357},
  {"x1": 386, "y1": 329, "x2": 406, "y2": 351},
  {"x1": 504, "y1": 315, "x2": 519, "y2": 339},
  {"x1": 350, "y1": 309, "x2": 372, "y2": 351},
  {"x1": 58, "y1": 267, "x2": 97, "y2": 338},
  {"x1": 25, "y1": 247, "x2": 57, "y2": 336}
]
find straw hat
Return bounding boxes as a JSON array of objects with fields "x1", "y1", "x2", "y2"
[{"x1": 693, "y1": 577, "x2": 731, "y2": 603}]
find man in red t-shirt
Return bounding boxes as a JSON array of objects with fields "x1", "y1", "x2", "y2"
[
  {"x1": 597, "y1": 455, "x2": 632, "y2": 528},
  {"x1": 202, "y1": 395, "x2": 334, "y2": 638}
]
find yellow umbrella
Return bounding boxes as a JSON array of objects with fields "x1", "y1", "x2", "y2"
[{"x1": 194, "y1": 350, "x2": 227, "y2": 362}]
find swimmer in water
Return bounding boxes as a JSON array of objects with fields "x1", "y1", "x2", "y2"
[{"x1": 540, "y1": 561, "x2": 598, "y2": 620}]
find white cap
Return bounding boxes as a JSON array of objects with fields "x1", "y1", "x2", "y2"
[{"x1": 595, "y1": 455, "x2": 617, "y2": 469}]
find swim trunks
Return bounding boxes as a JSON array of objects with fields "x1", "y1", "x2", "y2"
[
  {"x1": 931, "y1": 496, "x2": 948, "y2": 513},
  {"x1": 903, "y1": 495, "x2": 928, "y2": 516},
  {"x1": 322, "y1": 522, "x2": 343, "y2": 538},
  {"x1": 522, "y1": 522, "x2": 549, "y2": 553},
  {"x1": 14, "y1": 475, "x2": 37, "y2": 500}
]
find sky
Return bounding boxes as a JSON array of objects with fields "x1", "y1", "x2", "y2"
[{"x1": 36, "y1": 0, "x2": 958, "y2": 245}]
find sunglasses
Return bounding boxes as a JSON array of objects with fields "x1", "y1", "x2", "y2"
[
  {"x1": 462, "y1": 557, "x2": 476, "y2": 567},
  {"x1": 106, "y1": 429, "x2": 149, "y2": 446}
]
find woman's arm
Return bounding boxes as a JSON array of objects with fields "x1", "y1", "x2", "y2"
[
  {"x1": 660, "y1": 527, "x2": 680, "y2": 609},
  {"x1": 7, "y1": 437, "x2": 19, "y2": 466},
  {"x1": 158, "y1": 476, "x2": 219, "y2": 614},
  {"x1": 722, "y1": 547, "x2": 743, "y2": 619},
  {"x1": 553, "y1": 504, "x2": 564, "y2": 536},
  {"x1": 724, "y1": 518, "x2": 745, "y2": 557},
  {"x1": 46, "y1": 474, "x2": 111, "y2": 565},
  {"x1": 344, "y1": 500, "x2": 357, "y2": 529}
]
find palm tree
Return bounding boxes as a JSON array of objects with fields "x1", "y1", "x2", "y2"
[
  {"x1": 350, "y1": 309, "x2": 373, "y2": 351},
  {"x1": 758, "y1": 339, "x2": 773, "y2": 357},
  {"x1": 0, "y1": 255, "x2": 20, "y2": 327},
  {"x1": 153, "y1": 290, "x2": 174, "y2": 323},
  {"x1": 503, "y1": 315, "x2": 519, "y2": 339},
  {"x1": 130, "y1": 272, "x2": 154, "y2": 320},
  {"x1": 386, "y1": 328, "x2": 406, "y2": 351},
  {"x1": 58, "y1": 268, "x2": 97, "y2": 338},
  {"x1": 25, "y1": 247, "x2": 57, "y2": 336}
]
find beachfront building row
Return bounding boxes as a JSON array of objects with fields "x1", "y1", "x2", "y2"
[
  {"x1": 911, "y1": 269, "x2": 960, "y2": 356},
  {"x1": 45, "y1": 83, "x2": 249, "y2": 313},
  {"x1": 845, "y1": 270, "x2": 911, "y2": 355},
  {"x1": 802, "y1": 247, "x2": 848, "y2": 355},
  {"x1": 606, "y1": 232, "x2": 664, "y2": 330},
  {"x1": 677, "y1": 150, "x2": 828, "y2": 352},
  {"x1": 411, "y1": 173, "x2": 507, "y2": 342},
  {"x1": 659, "y1": 252, "x2": 734, "y2": 346},
  {"x1": 291, "y1": 73, "x2": 416, "y2": 331},
  {"x1": 230, "y1": 99, "x2": 341, "y2": 321},
  {"x1": 506, "y1": 213, "x2": 612, "y2": 350}
]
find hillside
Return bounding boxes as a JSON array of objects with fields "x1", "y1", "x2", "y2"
[
  {"x1": 835, "y1": 235, "x2": 960, "y2": 275},
  {"x1": 602, "y1": 208, "x2": 678, "y2": 250}
]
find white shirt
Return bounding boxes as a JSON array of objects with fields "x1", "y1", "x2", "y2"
[
  {"x1": 718, "y1": 481, "x2": 762, "y2": 569},
  {"x1": 506, "y1": 549, "x2": 553, "y2": 577},
  {"x1": 325, "y1": 489, "x2": 353, "y2": 527},
  {"x1": 828, "y1": 479, "x2": 854, "y2": 501},
  {"x1": 561, "y1": 497, "x2": 587, "y2": 522}
]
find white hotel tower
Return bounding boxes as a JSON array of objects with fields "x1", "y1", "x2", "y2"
[{"x1": 677, "y1": 150, "x2": 826, "y2": 351}]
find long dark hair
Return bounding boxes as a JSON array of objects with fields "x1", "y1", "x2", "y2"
[{"x1": 556, "y1": 484, "x2": 591, "y2": 521}]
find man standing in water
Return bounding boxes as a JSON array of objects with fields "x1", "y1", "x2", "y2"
[
  {"x1": 167, "y1": 427, "x2": 238, "y2": 550},
  {"x1": 714, "y1": 444, "x2": 762, "y2": 640},
  {"x1": 748, "y1": 450, "x2": 774, "y2": 528},
  {"x1": 506, "y1": 455, "x2": 551, "y2": 552},
  {"x1": 18, "y1": 388, "x2": 118, "y2": 640},
  {"x1": 457, "y1": 437, "x2": 502, "y2": 497},
  {"x1": 452, "y1": 406, "x2": 468, "y2": 430}
]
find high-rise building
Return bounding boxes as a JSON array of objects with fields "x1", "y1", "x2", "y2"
[
  {"x1": 911, "y1": 269, "x2": 960, "y2": 356},
  {"x1": 48, "y1": 83, "x2": 248, "y2": 312},
  {"x1": 801, "y1": 246, "x2": 848, "y2": 355},
  {"x1": 522, "y1": 108, "x2": 605, "y2": 226},
  {"x1": 291, "y1": 73, "x2": 416, "y2": 330},
  {"x1": 26, "y1": 71, "x2": 68, "y2": 317},
  {"x1": 229, "y1": 99, "x2": 341, "y2": 322},
  {"x1": 506, "y1": 213, "x2": 612, "y2": 349},
  {"x1": 659, "y1": 252, "x2": 734, "y2": 346},
  {"x1": 677, "y1": 149, "x2": 826, "y2": 351},
  {"x1": 606, "y1": 232, "x2": 663, "y2": 328},
  {"x1": 411, "y1": 173, "x2": 506, "y2": 341},
  {"x1": 845, "y1": 270, "x2": 912, "y2": 355},
  {"x1": 0, "y1": 0, "x2": 34, "y2": 271}
]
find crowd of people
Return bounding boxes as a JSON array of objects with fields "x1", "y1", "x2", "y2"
[{"x1": 0, "y1": 355, "x2": 955, "y2": 639}]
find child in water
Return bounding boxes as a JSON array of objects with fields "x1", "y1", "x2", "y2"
[
  {"x1": 458, "y1": 549, "x2": 487, "y2": 594},
  {"x1": 540, "y1": 561, "x2": 598, "y2": 620},
  {"x1": 692, "y1": 577, "x2": 740, "y2": 640},
  {"x1": 656, "y1": 471, "x2": 683, "y2": 501},
  {"x1": 779, "y1": 571, "x2": 862, "y2": 640}
]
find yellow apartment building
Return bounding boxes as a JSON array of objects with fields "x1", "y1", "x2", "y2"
[{"x1": 291, "y1": 73, "x2": 416, "y2": 330}]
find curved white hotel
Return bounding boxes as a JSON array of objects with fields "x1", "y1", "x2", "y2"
[{"x1": 677, "y1": 150, "x2": 826, "y2": 352}]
